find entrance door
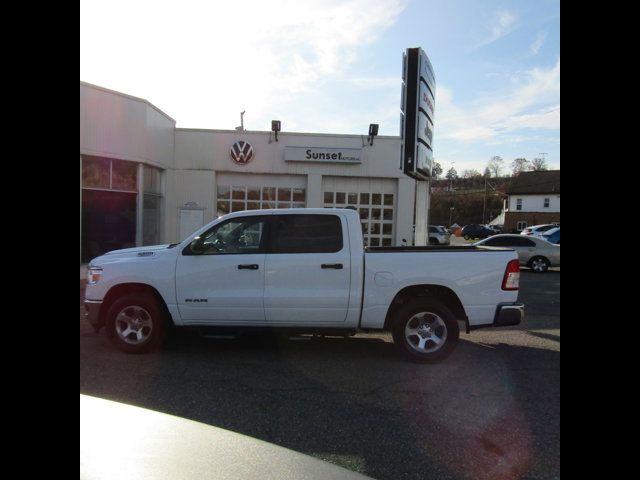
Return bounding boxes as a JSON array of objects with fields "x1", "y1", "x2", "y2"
[{"x1": 81, "y1": 190, "x2": 136, "y2": 262}]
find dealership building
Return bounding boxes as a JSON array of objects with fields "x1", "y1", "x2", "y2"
[{"x1": 80, "y1": 81, "x2": 431, "y2": 263}]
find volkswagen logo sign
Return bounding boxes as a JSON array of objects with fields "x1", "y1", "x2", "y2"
[{"x1": 230, "y1": 141, "x2": 254, "y2": 165}]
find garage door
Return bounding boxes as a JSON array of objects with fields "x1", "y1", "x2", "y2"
[{"x1": 322, "y1": 177, "x2": 397, "y2": 247}]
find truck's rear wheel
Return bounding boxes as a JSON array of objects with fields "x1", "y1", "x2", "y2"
[
  {"x1": 392, "y1": 299, "x2": 459, "y2": 363},
  {"x1": 106, "y1": 293, "x2": 166, "y2": 354}
]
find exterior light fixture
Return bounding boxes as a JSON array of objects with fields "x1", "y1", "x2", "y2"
[
  {"x1": 271, "y1": 120, "x2": 281, "y2": 141},
  {"x1": 368, "y1": 123, "x2": 379, "y2": 145}
]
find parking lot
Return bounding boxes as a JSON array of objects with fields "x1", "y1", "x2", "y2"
[{"x1": 80, "y1": 270, "x2": 559, "y2": 480}]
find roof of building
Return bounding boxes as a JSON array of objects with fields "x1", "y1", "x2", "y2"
[{"x1": 506, "y1": 170, "x2": 560, "y2": 195}]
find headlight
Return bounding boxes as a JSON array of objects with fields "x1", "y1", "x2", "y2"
[{"x1": 86, "y1": 266, "x2": 103, "y2": 285}]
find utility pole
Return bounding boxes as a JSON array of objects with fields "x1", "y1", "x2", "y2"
[{"x1": 482, "y1": 175, "x2": 488, "y2": 224}]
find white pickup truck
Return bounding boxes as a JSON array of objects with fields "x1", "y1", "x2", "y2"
[{"x1": 84, "y1": 208, "x2": 523, "y2": 362}]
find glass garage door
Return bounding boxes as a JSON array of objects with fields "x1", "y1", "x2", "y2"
[
  {"x1": 322, "y1": 178, "x2": 397, "y2": 247},
  {"x1": 216, "y1": 173, "x2": 306, "y2": 217}
]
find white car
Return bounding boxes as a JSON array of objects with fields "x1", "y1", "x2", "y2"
[
  {"x1": 428, "y1": 225, "x2": 451, "y2": 245},
  {"x1": 520, "y1": 224, "x2": 557, "y2": 236},
  {"x1": 475, "y1": 234, "x2": 560, "y2": 273}
]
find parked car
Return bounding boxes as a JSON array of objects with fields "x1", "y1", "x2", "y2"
[
  {"x1": 520, "y1": 224, "x2": 556, "y2": 236},
  {"x1": 540, "y1": 227, "x2": 560, "y2": 244},
  {"x1": 428, "y1": 225, "x2": 451, "y2": 245},
  {"x1": 461, "y1": 224, "x2": 495, "y2": 240},
  {"x1": 475, "y1": 234, "x2": 560, "y2": 273},
  {"x1": 485, "y1": 225, "x2": 503, "y2": 234}
]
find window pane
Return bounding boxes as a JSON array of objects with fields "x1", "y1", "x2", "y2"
[
  {"x1": 247, "y1": 202, "x2": 260, "y2": 210},
  {"x1": 217, "y1": 185, "x2": 231, "y2": 200},
  {"x1": 359, "y1": 208, "x2": 369, "y2": 220},
  {"x1": 262, "y1": 187, "x2": 276, "y2": 201},
  {"x1": 371, "y1": 208, "x2": 381, "y2": 220},
  {"x1": 232, "y1": 186, "x2": 246, "y2": 200},
  {"x1": 231, "y1": 201, "x2": 245, "y2": 212},
  {"x1": 360, "y1": 193, "x2": 370, "y2": 204},
  {"x1": 383, "y1": 209, "x2": 393, "y2": 220},
  {"x1": 383, "y1": 224, "x2": 392, "y2": 235},
  {"x1": 278, "y1": 187, "x2": 291, "y2": 202},
  {"x1": 382, "y1": 238, "x2": 392, "y2": 246},
  {"x1": 370, "y1": 237, "x2": 380, "y2": 247},
  {"x1": 371, "y1": 223, "x2": 381, "y2": 235},
  {"x1": 348, "y1": 193, "x2": 358, "y2": 204},
  {"x1": 324, "y1": 192, "x2": 334, "y2": 203},
  {"x1": 384, "y1": 194, "x2": 394, "y2": 206},
  {"x1": 335, "y1": 192, "x2": 346, "y2": 204},
  {"x1": 372, "y1": 194, "x2": 382, "y2": 205},
  {"x1": 192, "y1": 216, "x2": 267, "y2": 255},
  {"x1": 82, "y1": 156, "x2": 110, "y2": 189},
  {"x1": 247, "y1": 187, "x2": 261, "y2": 200},
  {"x1": 143, "y1": 165, "x2": 161, "y2": 194},
  {"x1": 142, "y1": 194, "x2": 160, "y2": 245},
  {"x1": 271, "y1": 215, "x2": 343, "y2": 253},
  {"x1": 262, "y1": 201, "x2": 276, "y2": 209},
  {"x1": 217, "y1": 201, "x2": 230, "y2": 216},
  {"x1": 112, "y1": 160, "x2": 138, "y2": 191},
  {"x1": 293, "y1": 188, "x2": 306, "y2": 202},
  {"x1": 361, "y1": 222, "x2": 369, "y2": 234}
]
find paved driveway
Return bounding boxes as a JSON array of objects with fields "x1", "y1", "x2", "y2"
[{"x1": 80, "y1": 271, "x2": 559, "y2": 480}]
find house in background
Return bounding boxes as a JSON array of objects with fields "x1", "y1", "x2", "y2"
[{"x1": 504, "y1": 170, "x2": 560, "y2": 232}]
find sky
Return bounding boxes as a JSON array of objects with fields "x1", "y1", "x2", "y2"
[{"x1": 80, "y1": 0, "x2": 560, "y2": 175}]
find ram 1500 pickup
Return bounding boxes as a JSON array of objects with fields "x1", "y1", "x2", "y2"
[{"x1": 84, "y1": 208, "x2": 524, "y2": 362}]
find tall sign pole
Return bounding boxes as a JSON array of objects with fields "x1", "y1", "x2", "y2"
[{"x1": 401, "y1": 47, "x2": 436, "y2": 245}]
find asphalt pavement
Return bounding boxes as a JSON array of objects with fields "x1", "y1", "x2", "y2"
[{"x1": 80, "y1": 271, "x2": 559, "y2": 480}]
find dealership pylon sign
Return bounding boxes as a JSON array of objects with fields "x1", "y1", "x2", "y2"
[{"x1": 400, "y1": 47, "x2": 435, "y2": 181}]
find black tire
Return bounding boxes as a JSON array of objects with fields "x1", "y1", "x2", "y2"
[
  {"x1": 464, "y1": 234, "x2": 470, "y2": 240},
  {"x1": 106, "y1": 293, "x2": 167, "y2": 353},
  {"x1": 429, "y1": 238, "x2": 439, "y2": 245},
  {"x1": 528, "y1": 256, "x2": 550, "y2": 273},
  {"x1": 391, "y1": 299, "x2": 459, "y2": 363}
]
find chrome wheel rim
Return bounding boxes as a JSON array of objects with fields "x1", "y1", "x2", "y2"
[
  {"x1": 531, "y1": 258, "x2": 548, "y2": 272},
  {"x1": 115, "y1": 305, "x2": 153, "y2": 345},
  {"x1": 404, "y1": 312, "x2": 447, "y2": 353}
]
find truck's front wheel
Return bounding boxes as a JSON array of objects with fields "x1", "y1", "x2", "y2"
[
  {"x1": 106, "y1": 293, "x2": 167, "y2": 354},
  {"x1": 392, "y1": 300, "x2": 459, "y2": 363}
]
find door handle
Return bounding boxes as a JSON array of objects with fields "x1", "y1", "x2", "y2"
[
  {"x1": 238, "y1": 264, "x2": 259, "y2": 270},
  {"x1": 321, "y1": 263, "x2": 343, "y2": 269}
]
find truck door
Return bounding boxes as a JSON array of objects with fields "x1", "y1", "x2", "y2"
[
  {"x1": 175, "y1": 215, "x2": 269, "y2": 324},
  {"x1": 264, "y1": 213, "x2": 350, "y2": 324}
]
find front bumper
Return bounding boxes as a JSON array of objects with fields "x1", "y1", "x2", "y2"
[
  {"x1": 84, "y1": 300, "x2": 103, "y2": 332},
  {"x1": 468, "y1": 302, "x2": 524, "y2": 331}
]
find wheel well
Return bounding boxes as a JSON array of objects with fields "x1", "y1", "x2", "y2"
[
  {"x1": 383, "y1": 285, "x2": 467, "y2": 331},
  {"x1": 99, "y1": 283, "x2": 174, "y2": 329}
]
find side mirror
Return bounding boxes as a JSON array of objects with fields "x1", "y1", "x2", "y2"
[{"x1": 189, "y1": 236, "x2": 206, "y2": 254}]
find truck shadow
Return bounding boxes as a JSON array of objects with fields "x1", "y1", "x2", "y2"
[{"x1": 81, "y1": 330, "x2": 559, "y2": 480}]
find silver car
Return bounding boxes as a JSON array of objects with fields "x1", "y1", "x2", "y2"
[
  {"x1": 428, "y1": 225, "x2": 451, "y2": 245},
  {"x1": 474, "y1": 234, "x2": 560, "y2": 273}
]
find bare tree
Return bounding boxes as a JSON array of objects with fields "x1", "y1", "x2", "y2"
[
  {"x1": 445, "y1": 167, "x2": 458, "y2": 180},
  {"x1": 461, "y1": 169, "x2": 482, "y2": 178},
  {"x1": 530, "y1": 157, "x2": 548, "y2": 171},
  {"x1": 487, "y1": 156, "x2": 504, "y2": 178},
  {"x1": 511, "y1": 158, "x2": 529, "y2": 176},
  {"x1": 431, "y1": 162, "x2": 443, "y2": 179}
]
